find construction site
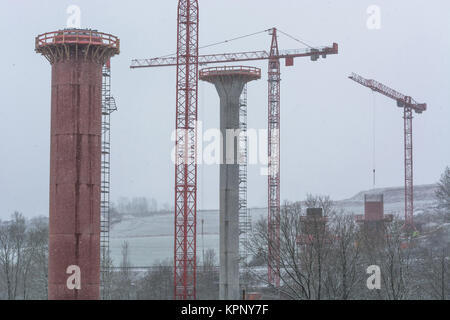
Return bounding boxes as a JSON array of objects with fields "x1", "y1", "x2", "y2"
[{"x1": 0, "y1": 0, "x2": 449, "y2": 303}]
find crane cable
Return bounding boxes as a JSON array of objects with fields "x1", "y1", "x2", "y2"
[
  {"x1": 198, "y1": 29, "x2": 271, "y2": 50},
  {"x1": 200, "y1": 80, "x2": 205, "y2": 265},
  {"x1": 158, "y1": 29, "x2": 272, "y2": 58},
  {"x1": 372, "y1": 91, "x2": 376, "y2": 189},
  {"x1": 203, "y1": 28, "x2": 319, "y2": 51},
  {"x1": 277, "y1": 29, "x2": 316, "y2": 49},
  {"x1": 158, "y1": 28, "x2": 318, "y2": 58}
]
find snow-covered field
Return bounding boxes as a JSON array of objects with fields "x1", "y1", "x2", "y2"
[
  {"x1": 336, "y1": 184, "x2": 438, "y2": 216},
  {"x1": 110, "y1": 208, "x2": 265, "y2": 266},
  {"x1": 110, "y1": 184, "x2": 438, "y2": 266}
]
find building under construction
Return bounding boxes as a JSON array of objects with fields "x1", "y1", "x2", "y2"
[
  {"x1": 35, "y1": 28, "x2": 120, "y2": 300},
  {"x1": 31, "y1": 0, "x2": 429, "y2": 302},
  {"x1": 199, "y1": 65, "x2": 261, "y2": 300},
  {"x1": 355, "y1": 194, "x2": 393, "y2": 237},
  {"x1": 297, "y1": 208, "x2": 329, "y2": 245}
]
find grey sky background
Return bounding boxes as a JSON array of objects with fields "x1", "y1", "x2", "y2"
[{"x1": 0, "y1": 0, "x2": 449, "y2": 219}]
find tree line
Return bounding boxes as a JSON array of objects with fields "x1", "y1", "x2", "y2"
[{"x1": 0, "y1": 167, "x2": 448, "y2": 299}]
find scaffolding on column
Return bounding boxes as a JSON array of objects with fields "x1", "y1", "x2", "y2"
[
  {"x1": 239, "y1": 84, "x2": 251, "y2": 269},
  {"x1": 100, "y1": 61, "x2": 117, "y2": 299}
]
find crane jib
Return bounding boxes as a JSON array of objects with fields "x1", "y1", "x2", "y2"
[{"x1": 130, "y1": 43, "x2": 338, "y2": 69}]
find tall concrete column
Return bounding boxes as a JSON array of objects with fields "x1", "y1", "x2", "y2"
[
  {"x1": 200, "y1": 66, "x2": 260, "y2": 300},
  {"x1": 35, "y1": 29, "x2": 119, "y2": 300}
]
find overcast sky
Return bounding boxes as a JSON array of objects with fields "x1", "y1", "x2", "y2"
[{"x1": 0, "y1": 0, "x2": 449, "y2": 219}]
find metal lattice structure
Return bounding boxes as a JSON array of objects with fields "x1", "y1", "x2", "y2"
[
  {"x1": 267, "y1": 28, "x2": 281, "y2": 288},
  {"x1": 36, "y1": 29, "x2": 120, "y2": 64},
  {"x1": 100, "y1": 61, "x2": 117, "y2": 299},
  {"x1": 239, "y1": 84, "x2": 251, "y2": 266},
  {"x1": 403, "y1": 102, "x2": 414, "y2": 231},
  {"x1": 174, "y1": 0, "x2": 199, "y2": 300},
  {"x1": 131, "y1": 47, "x2": 338, "y2": 69},
  {"x1": 131, "y1": 23, "x2": 338, "y2": 294},
  {"x1": 349, "y1": 73, "x2": 426, "y2": 232}
]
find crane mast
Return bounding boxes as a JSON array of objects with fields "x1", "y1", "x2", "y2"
[
  {"x1": 267, "y1": 28, "x2": 281, "y2": 288},
  {"x1": 349, "y1": 73, "x2": 427, "y2": 232},
  {"x1": 174, "y1": 0, "x2": 199, "y2": 300}
]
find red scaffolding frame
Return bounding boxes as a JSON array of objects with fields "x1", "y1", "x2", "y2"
[{"x1": 174, "y1": 0, "x2": 199, "y2": 300}]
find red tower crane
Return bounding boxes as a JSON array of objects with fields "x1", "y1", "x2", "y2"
[
  {"x1": 174, "y1": 0, "x2": 199, "y2": 300},
  {"x1": 349, "y1": 73, "x2": 427, "y2": 232},
  {"x1": 267, "y1": 28, "x2": 281, "y2": 288},
  {"x1": 132, "y1": 25, "x2": 338, "y2": 294}
]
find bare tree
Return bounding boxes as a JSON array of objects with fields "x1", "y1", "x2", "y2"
[
  {"x1": 360, "y1": 218, "x2": 415, "y2": 300},
  {"x1": 136, "y1": 260, "x2": 174, "y2": 300},
  {"x1": 248, "y1": 203, "x2": 305, "y2": 299},
  {"x1": 111, "y1": 241, "x2": 134, "y2": 300},
  {"x1": 296, "y1": 205, "x2": 333, "y2": 300},
  {"x1": 436, "y1": 166, "x2": 450, "y2": 220},
  {"x1": 0, "y1": 212, "x2": 27, "y2": 300},
  {"x1": 21, "y1": 217, "x2": 48, "y2": 299},
  {"x1": 101, "y1": 249, "x2": 114, "y2": 300},
  {"x1": 324, "y1": 213, "x2": 362, "y2": 300},
  {"x1": 418, "y1": 229, "x2": 450, "y2": 300},
  {"x1": 197, "y1": 249, "x2": 219, "y2": 300},
  {"x1": 248, "y1": 197, "x2": 346, "y2": 300},
  {"x1": 0, "y1": 219, "x2": 13, "y2": 299},
  {"x1": 304, "y1": 194, "x2": 334, "y2": 216}
]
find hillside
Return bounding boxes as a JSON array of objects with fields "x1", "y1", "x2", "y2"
[
  {"x1": 336, "y1": 184, "x2": 438, "y2": 215},
  {"x1": 110, "y1": 184, "x2": 440, "y2": 266}
]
